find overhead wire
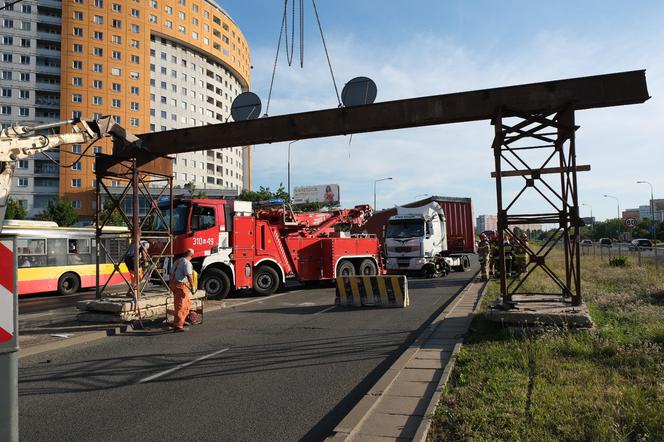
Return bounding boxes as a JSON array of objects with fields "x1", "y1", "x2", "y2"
[
  {"x1": 311, "y1": 0, "x2": 341, "y2": 106},
  {"x1": 265, "y1": 0, "x2": 288, "y2": 116}
]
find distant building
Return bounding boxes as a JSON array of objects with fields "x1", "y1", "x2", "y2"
[
  {"x1": 622, "y1": 209, "x2": 640, "y2": 220},
  {"x1": 581, "y1": 216, "x2": 595, "y2": 227},
  {"x1": 476, "y1": 214, "x2": 497, "y2": 233}
]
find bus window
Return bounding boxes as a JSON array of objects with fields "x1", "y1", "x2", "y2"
[
  {"x1": 18, "y1": 238, "x2": 47, "y2": 267},
  {"x1": 47, "y1": 238, "x2": 67, "y2": 266},
  {"x1": 68, "y1": 238, "x2": 92, "y2": 265}
]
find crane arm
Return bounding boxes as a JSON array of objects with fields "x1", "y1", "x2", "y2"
[{"x1": 0, "y1": 117, "x2": 139, "y2": 230}]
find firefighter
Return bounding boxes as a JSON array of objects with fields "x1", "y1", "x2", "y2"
[
  {"x1": 478, "y1": 234, "x2": 490, "y2": 281},
  {"x1": 169, "y1": 248, "x2": 195, "y2": 332},
  {"x1": 503, "y1": 234, "x2": 514, "y2": 277},
  {"x1": 513, "y1": 232, "x2": 529, "y2": 276}
]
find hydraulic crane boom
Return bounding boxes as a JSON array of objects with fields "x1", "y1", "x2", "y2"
[{"x1": 0, "y1": 116, "x2": 138, "y2": 231}]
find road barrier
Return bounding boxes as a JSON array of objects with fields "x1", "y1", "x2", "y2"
[{"x1": 336, "y1": 275, "x2": 410, "y2": 308}]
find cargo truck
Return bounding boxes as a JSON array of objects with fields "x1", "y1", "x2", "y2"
[
  {"x1": 355, "y1": 196, "x2": 475, "y2": 277},
  {"x1": 153, "y1": 198, "x2": 382, "y2": 298}
]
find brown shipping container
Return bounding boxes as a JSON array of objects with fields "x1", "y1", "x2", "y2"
[{"x1": 356, "y1": 196, "x2": 476, "y2": 254}]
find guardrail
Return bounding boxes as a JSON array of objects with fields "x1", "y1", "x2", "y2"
[{"x1": 577, "y1": 243, "x2": 661, "y2": 269}]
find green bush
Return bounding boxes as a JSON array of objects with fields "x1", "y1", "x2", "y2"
[{"x1": 609, "y1": 256, "x2": 629, "y2": 267}]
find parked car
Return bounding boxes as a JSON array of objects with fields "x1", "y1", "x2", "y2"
[
  {"x1": 580, "y1": 239, "x2": 593, "y2": 247},
  {"x1": 629, "y1": 238, "x2": 653, "y2": 250},
  {"x1": 599, "y1": 238, "x2": 612, "y2": 247}
]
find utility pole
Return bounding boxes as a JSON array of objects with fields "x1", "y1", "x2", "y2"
[
  {"x1": 582, "y1": 203, "x2": 593, "y2": 236},
  {"x1": 636, "y1": 180, "x2": 655, "y2": 241},
  {"x1": 373, "y1": 177, "x2": 392, "y2": 210},
  {"x1": 604, "y1": 194, "x2": 620, "y2": 239}
]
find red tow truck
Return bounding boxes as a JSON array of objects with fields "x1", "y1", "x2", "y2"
[{"x1": 156, "y1": 198, "x2": 382, "y2": 298}]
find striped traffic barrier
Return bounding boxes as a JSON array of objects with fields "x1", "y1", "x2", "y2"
[
  {"x1": 335, "y1": 275, "x2": 409, "y2": 308},
  {"x1": 0, "y1": 239, "x2": 15, "y2": 343}
]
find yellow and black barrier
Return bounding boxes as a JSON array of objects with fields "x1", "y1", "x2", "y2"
[{"x1": 335, "y1": 275, "x2": 410, "y2": 308}]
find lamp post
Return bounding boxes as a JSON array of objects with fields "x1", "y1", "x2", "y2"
[
  {"x1": 373, "y1": 177, "x2": 392, "y2": 210},
  {"x1": 287, "y1": 140, "x2": 298, "y2": 199},
  {"x1": 414, "y1": 193, "x2": 429, "y2": 200},
  {"x1": 636, "y1": 180, "x2": 655, "y2": 241},
  {"x1": 603, "y1": 194, "x2": 620, "y2": 239},
  {"x1": 582, "y1": 202, "x2": 593, "y2": 234}
]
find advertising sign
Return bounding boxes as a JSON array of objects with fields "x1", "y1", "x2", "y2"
[{"x1": 293, "y1": 184, "x2": 340, "y2": 205}]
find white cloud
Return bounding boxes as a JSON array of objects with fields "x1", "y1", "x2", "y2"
[{"x1": 247, "y1": 26, "x2": 664, "y2": 220}]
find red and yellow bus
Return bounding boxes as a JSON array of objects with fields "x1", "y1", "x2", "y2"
[{"x1": 2, "y1": 220, "x2": 130, "y2": 296}]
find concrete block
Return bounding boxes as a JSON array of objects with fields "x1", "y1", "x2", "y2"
[
  {"x1": 386, "y1": 381, "x2": 437, "y2": 398},
  {"x1": 356, "y1": 412, "x2": 421, "y2": 439},
  {"x1": 372, "y1": 395, "x2": 429, "y2": 416},
  {"x1": 486, "y1": 296, "x2": 593, "y2": 328}
]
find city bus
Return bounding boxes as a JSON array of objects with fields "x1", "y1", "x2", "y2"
[{"x1": 2, "y1": 220, "x2": 131, "y2": 296}]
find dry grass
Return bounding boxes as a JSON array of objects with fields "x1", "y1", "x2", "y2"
[{"x1": 429, "y1": 250, "x2": 664, "y2": 441}]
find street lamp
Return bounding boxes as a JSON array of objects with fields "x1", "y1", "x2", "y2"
[
  {"x1": 581, "y1": 203, "x2": 593, "y2": 233},
  {"x1": 414, "y1": 193, "x2": 429, "y2": 200},
  {"x1": 373, "y1": 177, "x2": 392, "y2": 210},
  {"x1": 287, "y1": 140, "x2": 298, "y2": 199},
  {"x1": 603, "y1": 194, "x2": 620, "y2": 238},
  {"x1": 636, "y1": 180, "x2": 655, "y2": 240}
]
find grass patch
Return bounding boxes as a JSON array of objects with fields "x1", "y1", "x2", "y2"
[{"x1": 429, "y1": 251, "x2": 664, "y2": 441}]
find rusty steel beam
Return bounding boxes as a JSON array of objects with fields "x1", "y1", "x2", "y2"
[{"x1": 115, "y1": 70, "x2": 648, "y2": 163}]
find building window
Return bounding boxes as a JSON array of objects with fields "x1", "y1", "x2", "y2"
[
  {"x1": 2, "y1": 36, "x2": 12, "y2": 45},
  {"x1": 72, "y1": 200, "x2": 82, "y2": 209},
  {"x1": 93, "y1": 15, "x2": 103, "y2": 24},
  {"x1": 112, "y1": 99, "x2": 120, "y2": 108},
  {"x1": 93, "y1": 31, "x2": 103, "y2": 40},
  {"x1": 192, "y1": 3, "x2": 198, "y2": 12},
  {"x1": 165, "y1": 20, "x2": 172, "y2": 29},
  {"x1": 1, "y1": 71, "x2": 11, "y2": 80},
  {"x1": 130, "y1": 102, "x2": 139, "y2": 111},
  {"x1": 19, "y1": 55, "x2": 29, "y2": 65},
  {"x1": 131, "y1": 8, "x2": 139, "y2": 17},
  {"x1": 71, "y1": 179, "x2": 82, "y2": 188},
  {"x1": 160, "y1": 110, "x2": 166, "y2": 118},
  {"x1": 73, "y1": 43, "x2": 83, "y2": 52},
  {"x1": 130, "y1": 55, "x2": 139, "y2": 64},
  {"x1": 178, "y1": 11, "x2": 185, "y2": 19},
  {"x1": 19, "y1": 90, "x2": 29, "y2": 99},
  {"x1": 73, "y1": 11, "x2": 83, "y2": 20},
  {"x1": 112, "y1": 3, "x2": 121, "y2": 12},
  {"x1": 72, "y1": 161, "x2": 81, "y2": 171},
  {"x1": 130, "y1": 86, "x2": 139, "y2": 95},
  {"x1": 93, "y1": 63, "x2": 103, "y2": 73},
  {"x1": 1, "y1": 88, "x2": 10, "y2": 98},
  {"x1": 149, "y1": 14, "x2": 157, "y2": 23},
  {"x1": 72, "y1": 94, "x2": 82, "y2": 103},
  {"x1": 130, "y1": 71, "x2": 139, "y2": 80},
  {"x1": 2, "y1": 19, "x2": 13, "y2": 28},
  {"x1": 19, "y1": 108, "x2": 28, "y2": 117},
  {"x1": 73, "y1": 27, "x2": 83, "y2": 36},
  {"x1": 18, "y1": 178, "x2": 28, "y2": 187},
  {"x1": 72, "y1": 60, "x2": 83, "y2": 69},
  {"x1": 21, "y1": 4, "x2": 31, "y2": 13},
  {"x1": 149, "y1": 0, "x2": 157, "y2": 7},
  {"x1": 72, "y1": 145, "x2": 82, "y2": 153},
  {"x1": 93, "y1": 47, "x2": 103, "y2": 56},
  {"x1": 93, "y1": 96, "x2": 103, "y2": 105},
  {"x1": 93, "y1": 79, "x2": 103, "y2": 89},
  {"x1": 178, "y1": 25, "x2": 185, "y2": 34},
  {"x1": 130, "y1": 24, "x2": 139, "y2": 33},
  {"x1": 111, "y1": 68, "x2": 121, "y2": 76},
  {"x1": 2, "y1": 53, "x2": 13, "y2": 63},
  {"x1": 93, "y1": 146, "x2": 102, "y2": 154},
  {"x1": 112, "y1": 19, "x2": 121, "y2": 28},
  {"x1": 20, "y1": 38, "x2": 30, "y2": 47},
  {"x1": 130, "y1": 118, "x2": 139, "y2": 127},
  {"x1": 164, "y1": 5, "x2": 172, "y2": 14},
  {"x1": 130, "y1": 39, "x2": 139, "y2": 48},
  {"x1": 112, "y1": 51, "x2": 121, "y2": 60},
  {"x1": 94, "y1": 0, "x2": 103, "y2": 7},
  {"x1": 112, "y1": 83, "x2": 121, "y2": 91},
  {"x1": 17, "y1": 160, "x2": 28, "y2": 169},
  {"x1": 160, "y1": 67, "x2": 166, "y2": 75},
  {"x1": 20, "y1": 73, "x2": 29, "y2": 81}
]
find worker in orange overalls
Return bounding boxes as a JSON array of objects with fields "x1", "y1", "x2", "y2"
[{"x1": 169, "y1": 248, "x2": 195, "y2": 332}]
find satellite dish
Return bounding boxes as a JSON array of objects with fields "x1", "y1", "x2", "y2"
[
  {"x1": 231, "y1": 92, "x2": 262, "y2": 121},
  {"x1": 341, "y1": 77, "x2": 377, "y2": 107}
]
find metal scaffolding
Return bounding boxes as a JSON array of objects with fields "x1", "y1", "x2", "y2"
[
  {"x1": 491, "y1": 109, "x2": 584, "y2": 306},
  {"x1": 94, "y1": 155, "x2": 174, "y2": 305}
]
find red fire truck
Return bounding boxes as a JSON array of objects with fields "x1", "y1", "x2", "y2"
[{"x1": 155, "y1": 198, "x2": 381, "y2": 298}]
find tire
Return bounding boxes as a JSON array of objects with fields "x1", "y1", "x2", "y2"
[
  {"x1": 358, "y1": 259, "x2": 378, "y2": 276},
  {"x1": 202, "y1": 268, "x2": 231, "y2": 299},
  {"x1": 253, "y1": 265, "x2": 280, "y2": 296},
  {"x1": 337, "y1": 260, "x2": 356, "y2": 277},
  {"x1": 57, "y1": 272, "x2": 80, "y2": 296},
  {"x1": 462, "y1": 255, "x2": 471, "y2": 271}
]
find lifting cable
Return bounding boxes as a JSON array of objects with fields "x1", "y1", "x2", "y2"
[{"x1": 265, "y1": 0, "x2": 341, "y2": 115}]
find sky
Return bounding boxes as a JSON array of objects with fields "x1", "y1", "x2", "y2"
[{"x1": 218, "y1": 0, "x2": 664, "y2": 221}]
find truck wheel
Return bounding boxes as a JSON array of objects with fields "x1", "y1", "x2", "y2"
[
  {"x1": 462, "y1": 255, "x2": 471, "y2": 271},
  {"x1": 337, "y1": 260, "x2": 356, "y2": 277},
  {"x1": 57, "y1": 272, "x2": 80, "y2": 296},
  {"x1": 358, "y1": 259, "x2": 377, "y2": 276},
  {"x1": 202, "y1": 268, "x2": 231, "y2": 299},
  {"x1": 253, "y1": 266, "x2": 280, "y2": 296}
]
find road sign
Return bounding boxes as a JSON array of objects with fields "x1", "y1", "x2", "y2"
[
  {"x1": 0, "y1": 239, "x2": 16, "y2": 348},
  {"x1": 649, "y1": 224, "x2": 656, "y2": 234},
  {"x1": 625, "y1": 218, "x2": 637, "y2": 228}
]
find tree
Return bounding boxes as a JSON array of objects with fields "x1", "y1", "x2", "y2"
[
  {"x1": 36, "y1": 198, "x2": 78, "y2": 227},
  {"x1": 5, "y1": 198, "x2": 27, "y2": 220},
  {"x1": 239, "y1": 184, "x2": 289, "y2": 203},
  {"x1": 183, "y1": 181, "x2": 207, "y2": 198},
  {"x1": 100, "y1": 200, "x2": 125, "y2": 226}
]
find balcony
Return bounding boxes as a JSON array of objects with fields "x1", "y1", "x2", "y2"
[
  {"x1": 35, "y1": 81, "x2": 60, "y2": 92},
  {"x1": 36, "y1": 14, "x2": 61, "y2": 26},
  {"x1": 34, "y1": 161, "x2": 59, "y2": 175},
  {"x1": 37, "y1": 0, "x2": 62, "y2": 9},
  {"x1": 36, "y1": 47, "x2": 61, "y2": 58},
  {"x1": 35, "y1": 98, "x2": 60, "y2": 108},
  {"x1": 36, "y1": 31, "x2": 61, "y2": 42},
  {"x1": 35, "y1": 63, "x2": 61, "y2": 75}
]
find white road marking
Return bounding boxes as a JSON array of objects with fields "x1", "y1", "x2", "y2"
[
  {"x1": 222, "y1": 290, "x2": 303, "y2": 309},
  {"x1": 313, "y1": 305, "x2": 336, "y2": 315},
  {"x1": 137, "y1": 347, "x2": 230, "y2": 384}
]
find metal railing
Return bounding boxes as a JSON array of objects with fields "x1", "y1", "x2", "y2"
[{"x1": 578, "y1": 242, "x2": 661, "y2": 270}]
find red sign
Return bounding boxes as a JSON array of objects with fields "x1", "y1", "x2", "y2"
[{"x1": 0, "y1": 240, "x2": 14, "y2": 343}]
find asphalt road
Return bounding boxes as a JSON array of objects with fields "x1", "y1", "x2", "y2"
[{"x1": 19, "y1": 261, "x2": 478, "y2": 441}]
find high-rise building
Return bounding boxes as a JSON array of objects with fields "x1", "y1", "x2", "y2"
[
  {"x1": 476, "y1": 214, "x2": 497, "y2": 233},
  {"x1": 1, "y1": 0, "x2": 251, "y2": 218}
]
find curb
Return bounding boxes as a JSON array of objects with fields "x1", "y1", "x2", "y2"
[
  {"x1": 328, "y1": 272, "x2": 482, "y2": 441},
  {"x1": 412, "y1": 279, "x2": 489, "y2": 442}
]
